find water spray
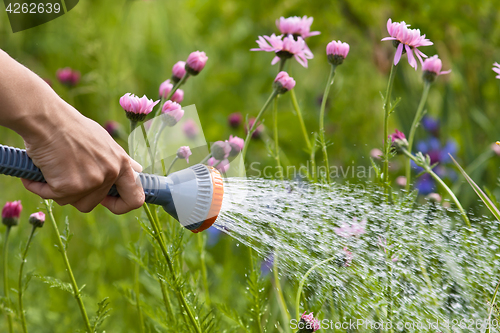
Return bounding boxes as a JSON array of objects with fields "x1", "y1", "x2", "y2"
[{"x1": 0, "y1": 144, "x2": 224, "y2": 233}]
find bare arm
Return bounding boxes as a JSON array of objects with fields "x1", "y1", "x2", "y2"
[{"x1": 0, "y1": 49, "x2": 144, "y2": 214}]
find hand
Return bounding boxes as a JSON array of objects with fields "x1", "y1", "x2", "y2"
[{"x1": 20, "y1": 97, "x2": 145, "y2": 214}]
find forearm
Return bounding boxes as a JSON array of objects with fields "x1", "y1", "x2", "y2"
[{"x1": 0, "y1": 49, "x2": 70, "y2": 144}]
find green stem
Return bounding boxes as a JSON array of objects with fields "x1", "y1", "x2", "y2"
[
  {"x1": 155, "y1": 73, "x2": 189, "y2": 117},
  {"x1": 273, "y1": 97, "x2": 284, "y2": 181},
  {"x1": 290, "y1": 88, "x2": 312, "y2": 152},
  {"x1": 319, "y1": 65, "x2": 337, "y2": 183},
  {"x1": 386, "y1": 258, "x2": 394, "y2": 333},
  {"x1": 134, "y1": 260, "x2": 145, "y2": 333},
  {"x1": 44, "y1": 200, "x2": 92, "y2": 332},
  {"x1": 241, "y1": 89, "x2": 279, "y2": 160},
  {"x1": 140, "y1": 123, "x2": 155, "y2": 172},
  {"x1": 141, "y1": 203, "x2": 202, "y2": 333},
  {"x1": 295, "y1": 255, "x2": 338, "y2": 321},
  {"x1": 166, "y1": 156, "x2": 178, "y2": 176},
  {"x1": 487, "y1": 278, "x2": 500, "y2": 333},
  {"x1": 18, "y1": 225, "x2": 37, "y2": 333},
  {"x1": 273, "y1": 251, "x2": 291, "y2": 331},
  {"x1": 400, "y1": 149, "x2": 471, "y2": 227},
  {"x1": 405, "y1": 82, "x2": 431, "y2": 190},
  {"x1": 197, "y1": 233, "x2": 211, "y2": 307},
  {"x1": 383, "y1": 64, "x2": 398, "y2": 190},
  {"x1": 200, "y1": 153, "x2": 212, "y2": 165},
  {"x1": 3, "y1": 226, "x2": 13, "y2": 333}
]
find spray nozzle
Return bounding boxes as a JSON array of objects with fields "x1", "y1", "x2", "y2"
[{"x1": 0, "y1": 144, "x2": 224, "y2": 233}]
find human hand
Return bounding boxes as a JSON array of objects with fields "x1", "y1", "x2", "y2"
[{"x1": 20, "y1": 97, "x2": 145, "y2": 214}]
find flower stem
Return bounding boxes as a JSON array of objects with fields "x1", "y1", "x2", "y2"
[
  {"x1": 134, "y1": 259, "x2": 145, "y2": 333},
  {"x1": 165, "y1": 156, "x2": 178, "y2": 176},
  {"x1": 273, "y1": 96, "x2": 284, "y2": 181},
  {"x1": 18, "y1": 225, "x2": 37, "y2": 333},
  {"x1": 141, "y1": 203, "x2": 202, "y2": 333},
  {"x1": 295, "y1": 255, "x2": 338, "y2": 321},
  {"x1": 383, "y1": 64, "x2": 398, "y2": 190},
  {"x1": 140, "y1": 123, "x2": 155, "y2": 171},
  {"x1": 44, "y1": 200, "x2": 92, "y2": 332},
  {"x1": 400, "y1": 149, "x2": 471, "y2": 227},
  {"x1": 273, "y1": 250, "x2": 290, "y2": 330},
  {"x1": 196, "y1": 233, "x2": 211, "y2": 307},
  {"x1": 3, "y1": 226, "x2": 13, "y2": 333},
  {"x1": 290, "y1": 88, "x2": 312, "y2": 151},
  {"x1": 405, "y1": 82, "x2": 431, "y2": 190},
  {"x1": 319, "y1": 65, "x2": 337, "y2": 183},
  {"x1": 241, "y1": 89, "x2": 279, "y2": 161}
]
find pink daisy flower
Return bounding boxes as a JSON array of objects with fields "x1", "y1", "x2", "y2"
[
  {"x1": 381, "y1": 18, "x2": 433, "y2": 70},
  {"x1": 493, "y1": 62, "x2": 500, "y2": 79},
  {"x1": 300, "y1": 312, "x2": 320, "y2": 332},
  {"x1": 276, "y1": 16, "x2": 320, "y2": 39},
  {"x1": 251, "y1": 33, "x2": 312, "y2": 68}
]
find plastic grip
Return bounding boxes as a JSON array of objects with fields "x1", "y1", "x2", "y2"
[{"x1": 0, "y1": 144, "x2": 163, "y2": 204}]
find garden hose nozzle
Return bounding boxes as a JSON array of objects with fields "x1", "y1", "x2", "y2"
[{"x1": 0, "y1": 144, "x2": 224, "y2": 233}]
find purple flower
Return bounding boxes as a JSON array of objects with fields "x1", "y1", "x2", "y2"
[
  {"x1": 381, "y1": 18, "x2": 433, "y2": 70},
  {"x1": 246, "y1": 118, "x2": 263, "y2": 139},
  {"x1": 177, "y1": 146, "x2": 192, "y2": 163},
  {"x1": 415, "y1": 173, "x2": 436, "y2": 195},
  {"x1": 276, "y1": 16, "x2": 320, "y2": 39},
  {"x1": 422, "y1": 55, "x2": 451, "y2": 83},
  {"x1": 260, "y1": 253, "x2": 274, "y2": 276},
  {"x1": 56, "y1": 67, "x2": 80, "y2": 86},
  {"x1": 421, "y1": 115, "x2": 439, "y2": 136},
  {"x1": 119, "y1": 93, "x2": 159, "y2": 122},
  {"x1": 273, "y1": 71, "x2": 296, "y2": 94},
  {"x1": 29, "y1": 212, "x2": 45, "y2": 228},
  {"x1": 227, "y1": 135, "x2": 244, "y2": 157},
  {"x1": 299, "y1": 312, "x2": 320, "y2": 332},
  {"x1": 211, "y1": 141, "x2": 232, "y2": 160},
  {"x1": 159, "y1": 79, "x2": 184, "y2": 103},
  {"x1": 186, "y1": 51, "x2": 208, "y2": 75},
  {"x1": 389, "y1": 129, "x2": 408, "y2": 147},
  {"x1": 228, "y1": 112, "x2": 243, "y2": 128},
  {"x1": 2, "y1": 201, "x2": 22, "y2": 227},
  {"x1": 104, "y1": 121, "x2": 121, "y2": 139},
  {"x1": 251, "y1": 34, "x2": 312, "y2": 68},
  {"x1": 326, "y1": 40, "x2": 349, "y2": 66}
]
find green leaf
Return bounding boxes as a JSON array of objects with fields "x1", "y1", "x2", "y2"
[
  {"x1": 91, "y1": 297, "x2": 112, "y2": 332},
  {"x1": 33, "y1": 275, "x2": 74, "y2": 295},
  {"x1": 450, "y1": 154, "x2": 500, "y2": 222}
]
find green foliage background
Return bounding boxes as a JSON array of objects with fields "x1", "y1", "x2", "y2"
[{"x1": 0, "y1": 0, "x2": 500, "y2": 331}]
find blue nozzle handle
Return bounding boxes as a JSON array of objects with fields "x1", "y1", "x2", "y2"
[{"x1": 0, "y1": 144, "x2": 175, "y2": 214}]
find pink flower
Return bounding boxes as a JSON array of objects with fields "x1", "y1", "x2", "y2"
[
  {"x1": 246, "y1": 118, "x2": 263, "y2": 139},
  {"x1": 159, "y1": 79, "x2": 184, "y2": 103},
  {"x1": 177, "y1": 146, "x2": 192, "y2": 163},
  {"x1": 276, "y1": 16, "x2": 320, "y2": 39},
  {"x1": 186, "y1": 51, "x2": 208, "y2": 75},
  {"x1": 493, "y1": 62, "x2": 500, "y2": 79},
  {"x1": 342, "y1": 247, "x2": 354, "y2": 267},
  {"x1": 2, "y1": 201, "x2": 22, "y2": 227},
  {"x1": 334, "y1": 217, "x2": 366, "y2": 238},
  {"x1": 211, "y1": 141, "x2": 232, "y2": 160},
  {"x1": 381, "y1": 18, "x2": 433, "y2": 70},
  {"x1": 389, "y1": 129, "x2": 408, "y2": 146},
  {"x1": 274, "y1": 71, "x2": 296, "y2": 93},
  {"x1": 422, "y1": 55, "x2": 451, "y2": 76},
  {"x1": 183, "y1": 119, "x2": 199, "y2": 138},
  {"x1": 251, "y1": 34, "x2": 312, "y2": 68},
  {"x1": 161, "y1": 100, "x2": 184, "y2": 126},
  {"x1": 396, "y1": 176, "x2": 407, "y2": 187},
  {"x1": 370, "y1": 148, "x2": 383, "y2": 159},
  {"x1": 427, "y1": 193, "x2": 442, "y2": 203},
  {"x1": 492, "y1": 142, "x2": 500, "y2": 156},
  {"x1": 172, "y1": 61, "x2": 187, "y2": 82},
  {"x1": 56, "y1": 67, "x2": 80, "y2": 86},
  {"x1": 29, "y1": 212, "x2": 45, "y2": 228},
  {"x1": 300, "y1": 312, "x2": 320, "y2": 332},
  {"x1": 227, "y1": 135, "x2": 244, "y2": 157},
  {"x1": 326, "y1": 40, "x2": 349, "y2": 65},
  {"x1": 119, "y1": 93, "x2": 159, "y2": 122},
  {"x1": 208, "y1": 157, "x2": 230, "y2": 173},
  {"x1": 228, "y1": 112, "x2": 243, "y2": 128}
]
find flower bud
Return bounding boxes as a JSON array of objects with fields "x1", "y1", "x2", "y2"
[
  {"x1": 422, "y1": 55, "x2": 451, "y2": 83},
  {"x1": 120, "y1": 93, "x2": 159, "y2": 122},
  {"x1": 389, "y1": 129, "x2": 408, "y2": 147},
  {"x1": 183, "y1": 119, "x2": 199, "y2": 139},
  {"x1": 227, "y1": 135, "x2": 244, "y2": 157},
  {"x1": 426, "y1": 193, "x2": 442, "y2": 203},
  {"x1": 273, "y1": 71, "x2": 296, "y2": 94},
  {"x1": 185, "y1": 51, "x2": 208, "y2": 75},
  {"x1": 326, "y1": 40, "x2": 349, "y2": 66},
  {"x1": 177, "y1": 146, "x2": 192, "y2": 163},
  {"x1": 29, "y1": 212, "x2": 45, "y2": 228},
  {"x1": 246, "y1": 118, "x2": 263, "y2": 139},
  {"x1": 228, "y1": 112, "x2": 243, "y2": 128},
  {"x1": 159, "y1": 79, "x2": 184, "y2": 103},
  {"x1": 56, "y1": 67, "x2": 80, "y2": 87},
  {"x1": 211, "y1": 141, "x2": 231, "y2": 160},
  {"x1": 104, "y1": 121, "x2": 121, "y2": 139},
  {"x1": 2, "y1": 201, "x2": 22, "y2": 227},
  {"x1": 171, "y1": 61, "x2": 187, "y2": 83},
  {"x1": 161, "y1": 101, "x2": 184, "y2": 126}
]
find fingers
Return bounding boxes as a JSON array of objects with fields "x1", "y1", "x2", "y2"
[
  {"x1": 101, "y1": 164, "x2": 145, "y2": 214},
  {"x1": 129, "y1": 157, "x2": 143, "y2": 173},
  {"x1": 21, "y1": 178, "x2": 58, "y2": 199}
]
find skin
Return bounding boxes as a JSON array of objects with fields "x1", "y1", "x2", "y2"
[{"x1": 0, "y1": 50, "x2": 145, "y2": 214}]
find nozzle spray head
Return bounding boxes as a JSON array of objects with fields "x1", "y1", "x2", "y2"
[{"x1": 143, "y1": 164, "x2": 224, "y2": 233}]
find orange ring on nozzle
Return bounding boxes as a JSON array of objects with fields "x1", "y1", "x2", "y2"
[{"x1": 192, "y1": 166, "x2": 224, "y2": 233}]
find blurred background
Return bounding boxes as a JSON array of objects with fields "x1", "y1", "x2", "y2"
[{"x1": 1, "y1": 0, "x2": 500, "y2": 331}]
